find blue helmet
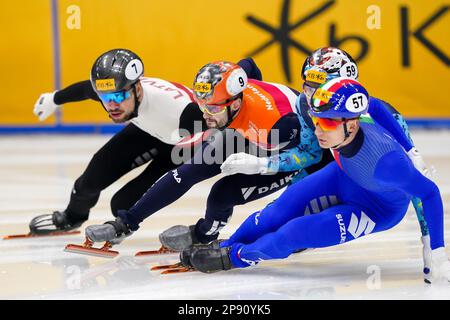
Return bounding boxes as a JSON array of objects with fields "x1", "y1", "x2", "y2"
[
  {"x1": 309, "y1": 77, "x2": 369, "y2": 119},
  {"x1": 301, "y1": 47, "x2": 358, "y2": 85}
]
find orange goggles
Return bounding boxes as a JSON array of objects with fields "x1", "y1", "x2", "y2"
[
  {"x1": 199, "y1": 99, "x2": 235, "y2": 116},
  {"x1": 310, "y1": 116, "x2": 345, "y2": 131}
]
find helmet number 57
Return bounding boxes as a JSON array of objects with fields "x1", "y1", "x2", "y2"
[{"x1": 352, "y1": 96, "x2": 364, "y2": 109}]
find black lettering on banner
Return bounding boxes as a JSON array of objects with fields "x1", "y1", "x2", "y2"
[
  {"x1": 245, "y1": 0, "x2": 335, "y2": 82},
  {"x1": 245, "y1": 0, "x2": 369, "y2": 83},
  {"x1": 400, "y1": 5, "x2": 450, "y2": 67},
  {"x1": 329, "y1": 23, "x2": 369, "y2": 62}
]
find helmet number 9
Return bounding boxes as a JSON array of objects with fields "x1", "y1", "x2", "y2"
[{"x1": 226, "y1": 68, "x2": 248, "y2": 96}]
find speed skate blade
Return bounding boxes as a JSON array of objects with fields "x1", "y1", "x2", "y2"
[
  {"x1": 64, "y1": 244, "x2": 119, "y2": 258},
  {"x1": 161, "y1": 267, "x2": 194, "y2": 274},
  {"x1": 151, "y1": 262, "x2": 184, "y2": 270},
  {"x1": 151, "y1": 262, "x2": 195, "y2": 274},
  {"x1": 3, "y1": 230, "x2": 80, "y2": 240},
  {"x1": 135, "y1": 246, "x2": 178, "y2": 256}
]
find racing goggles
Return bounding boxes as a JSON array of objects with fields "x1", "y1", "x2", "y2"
[
  {"x1": 98, "y1": 89, "x2": 131, "y2": 104},
  {"x1": 310, "y1": 115, "x2": 345, "y2": 131},
  {"x1": 302, "y1": 82, "x2": 319, "y2": 96},
  {"x1": 199, "y1": 98, "x2": 236, "y2": 116}
]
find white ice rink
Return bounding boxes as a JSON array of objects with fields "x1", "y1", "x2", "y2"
[{"x1": 1, "y1": 131, "x2": 450, "y2": 300}]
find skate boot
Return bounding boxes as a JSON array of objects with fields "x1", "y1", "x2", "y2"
[
  {"x1": 3, "y1": 211, "x2": 83, "y2": 239},
  {"x1": 188, "y1": 246, "x2": 233, "y2": 273},
  {"x1": 178, "y1": 239, "x2": 224, "y2": 267},
  {"x1": 85, "y1": 217, "x2": 133, "y2": 245},
  {"x1": 150, "y1": 241, "x2": 226, "y2": 274},
  {"x1": 65, "y1": 217, "x2": 132, "y2": 258},
  {"x1": 158, "y1": 225, "x2": 199, "y2": 251},
  {"x1": 179, "y1": 246, "x2": 195, "y2": 268},
  {"x1": 29, "y1": 211, "x2": 84, "y2": 235}
]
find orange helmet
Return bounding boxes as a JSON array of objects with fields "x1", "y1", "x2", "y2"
[{"x1": 193, "y1": 61, "x2": 248, "y2": 106}]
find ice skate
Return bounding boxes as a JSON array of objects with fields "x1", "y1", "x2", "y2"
[
  {"x1": 188, "y1": 246, "x2": 233, "y2": 273},
  {"x1": 151, "y1": 246, "x2": 196, "y2": 274},
  {"x1": 4, "y1": 211, "x2": 82, "y2": 240},
  {"x1": 134, "y1": 246, "x2": 178, "y2": 256},
  {"x1": 64, "y1": 237, "x2": 119, "y2": 258},
  {"x1": 158, "y1": 225, "x2": 198, "y2": 252},
  {"x1": 137, "y1": 226, "x2": 223, "y2": 256},
  {"x1": 150, "y1": 262, "x2": 195, "y2": 274},
  {"x1": 64, "y1": 217, "x2": 132, "y2": 258}
]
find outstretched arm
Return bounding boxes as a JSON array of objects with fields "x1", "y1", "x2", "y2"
[
  {"x1": 221, "y1": 95, "x2": 322, "y2": 176},
  {"x1": 375, "y1": 150, "x2": 449, "y2": 283},
  {"x1": 375, "y1": 151, "x2": 442, "y2": 249},
  {"x1": 369, "y1": 97, "x2": 435, "y2": 282},
  {"x1": 33, "y1": 80, "x2": 100, "y2": 121},
  {"x1": 54, "y1": 80, "x2": 100, "y2": 104}
]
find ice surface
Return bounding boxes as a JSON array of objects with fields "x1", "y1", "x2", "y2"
[{"x1": 0, "y1": 131, "x2": 449, "y2": 299}]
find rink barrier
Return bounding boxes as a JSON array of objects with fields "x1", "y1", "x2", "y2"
[
  {"x1": 0, "y1": 124, "x2": 125, "y2": 134},
  {"x1": 0, "y1": 119, "x2": 450, "y2": 134}
]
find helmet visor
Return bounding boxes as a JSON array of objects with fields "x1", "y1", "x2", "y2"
[
  {"x1": 199, "y1": 98, "x2": 235, "y2": 116},
  {"x1": 98, "y1": 89, "x2": 131, "y2": 104},
  {"x1": 310, "y1": 115, "x2": 344, "y2": 131}
]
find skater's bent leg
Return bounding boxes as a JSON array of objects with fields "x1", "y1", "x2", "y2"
[
  {"x1": 195, "y1": 171, "x2": 297, "y2": 243},
  {"x1": 65, "y1": 124, "x2": 160, "y2": 221},
  {"x1": 222, "y1": 162, "x2": 342, "y2": 247},
  {"x1": 110, "y1": 158, "x2": 177, "y2": 216},
  {"x1": 230, "y1": 204, "x2": 386, "y2": 268}
]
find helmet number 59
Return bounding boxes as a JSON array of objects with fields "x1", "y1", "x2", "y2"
[{"x1": 346, "y1": 65, "x2": 356, "y2": 77}]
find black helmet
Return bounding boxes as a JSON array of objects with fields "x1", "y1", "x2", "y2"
[{"x1": 90, "y1": 49, "x2": 144, "y2": 94}]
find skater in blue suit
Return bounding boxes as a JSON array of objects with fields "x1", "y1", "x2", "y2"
[{"x1": 184, "y1": 77, "x2": 450, "y2": 284}]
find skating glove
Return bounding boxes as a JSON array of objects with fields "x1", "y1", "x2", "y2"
[
  {"x1": 33, "y1": 91, "x2": 60, "y2": 121},
  {"x1": 423, "y1": 245, "x2": 450, "y2": 284},
  {"x1": 407, "y1": 147, "x2": 436, "y2": 179},
  {"x1": 421, "y1": 235, "x2": 432, "y2": 283},
  {"x1": 220, "y1": 153, "x2": 269, "y2": 176}
]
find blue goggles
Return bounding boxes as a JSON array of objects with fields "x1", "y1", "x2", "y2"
[{"x1": 98, "y1": 90, "x2": 131, "y2": 104}]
